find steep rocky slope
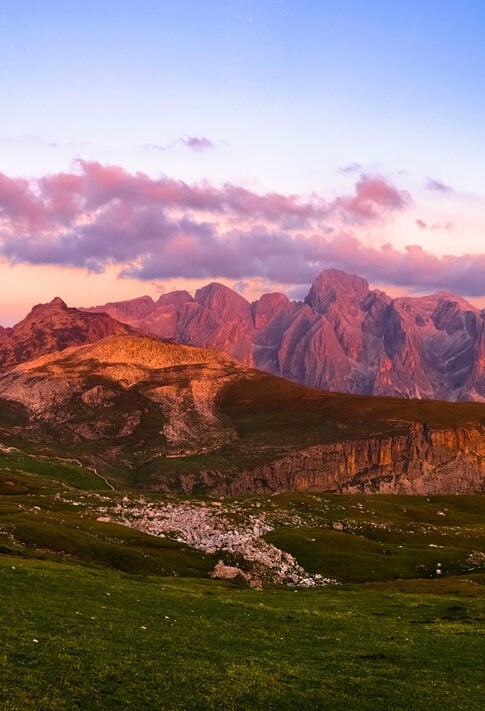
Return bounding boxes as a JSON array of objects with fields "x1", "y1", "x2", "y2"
[
  {"x1": 82, "y1": 269, "x2": 485, "y2": 402},
  {"x1": 0, "y1": 335, "x2": 484, "y2": 495}
]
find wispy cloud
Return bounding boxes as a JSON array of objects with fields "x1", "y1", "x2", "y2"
[
  {"x1": 180, "y1": 136, "x2": 215, "y2": 151},
  {"x1": 0, "y1": 134, "x2": 88, "y2": 150},
  {"x1": 143, "y1": 135, "x2": 216, "y2": 153},
  {"x1": 416, "y1": 219, "x2": 454, "y2": 231},
  {"x1": 338, "y1": 162, "x2": 362, "y2": 174},
  {"x1": 425, "y1": 178, "x2": 453, "y2": 193}
]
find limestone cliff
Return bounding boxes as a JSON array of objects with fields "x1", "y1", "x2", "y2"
[
  {"x1": 143, "y1": 423, "x2": 485, "y2": 496},
  {"x1": 222, "y1": 424, "x2": 485, "y2": 496}
]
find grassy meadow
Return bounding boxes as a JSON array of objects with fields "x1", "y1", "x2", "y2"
[{"x1": 0, "y1": 459, "x2": 483, "y2": 710}]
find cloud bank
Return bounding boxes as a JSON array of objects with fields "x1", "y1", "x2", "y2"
[{"x1": 0, "y1": 160, "x2": 483, "y2": 296}]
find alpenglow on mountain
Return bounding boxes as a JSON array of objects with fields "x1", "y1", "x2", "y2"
[{"x1": 82, "y1": 269, "x2": 485, "y2": 402}]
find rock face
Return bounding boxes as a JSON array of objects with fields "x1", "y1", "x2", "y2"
[
  {"x1": 217, "y1": 425, "x2": 485, "y2": 497},
  {"x1": 81, "y1": 269, "x2": 485, "y2": 402},
  {"x1": 0, "y1": 297, "x2": 135, "y2": 370},
  {"x1": 138, "y1": 420, "x2": 485, "y2": 497}
]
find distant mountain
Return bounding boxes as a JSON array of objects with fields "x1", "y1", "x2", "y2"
[
  {"x1": 0, "y1": 333, "x2": 484, "y2": 495},
  {"x1": 82, "y1": 269, "x2": 485, "y2": 402},
  {"x1": 0, "y1": 297, "x2": 134, "y2": 370}
]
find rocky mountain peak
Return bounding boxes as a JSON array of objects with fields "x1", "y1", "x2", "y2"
[
  {"x1": 305, "y1": 269, "x2": 370, "y2": 313},
  {"x1": 253, "y1": 292, "x2": 291, "y2": 329},
  {"x1": 156, "y1": 290, "x2": 194, "y2": 308},
  {"x1": 49, "y1": 296, "x2": 69, "y2": 309},
  {"x1": 0, "y1": 301, "x2": 134, "y2": 371},
  {"x1": 57, "y1": 266, "x2": 485, "y2": 402},
  {"x1": 30, "y1": 296, "x2": 69, "y2": 314},
  {"x1": 195, "y1": 282, "x2": 252, "y2": 319}
]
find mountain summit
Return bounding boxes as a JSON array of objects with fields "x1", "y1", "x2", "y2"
[{"x1": 305, "y1": 268, "x2": 370, "y2": 313}]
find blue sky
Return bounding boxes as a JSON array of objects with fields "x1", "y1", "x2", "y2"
[
  {"x1": 1, "y1": 1, "x2": 485, "y2": 323},
  {"x1": 2, "y1": 1, "x2": 485, "y2": 191}
]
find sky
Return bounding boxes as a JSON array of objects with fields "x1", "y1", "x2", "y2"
[{"x1": 1, "y1": 1, "x2": 485, "y2": 325}]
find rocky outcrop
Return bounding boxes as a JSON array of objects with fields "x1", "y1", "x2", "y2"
[
  {"x1": 0, "y1": 334, "x2": 245, "y2": 457},
  {"x1": 81, "y1": 268, "x2": 485, "y2": 402},
  {"x1": 101, "y1": 499, "x2": 333, "y2": 587}
]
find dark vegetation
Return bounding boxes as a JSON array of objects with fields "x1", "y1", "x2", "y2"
[{"x1": 221, "y1": 372, "x2": 485, "y2": 448}]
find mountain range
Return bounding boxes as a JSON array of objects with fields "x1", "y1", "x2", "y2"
[
  {"x1": 81, "y1": 269, "x2": 485, "y2": 402},
  {"x1": 0, "y1": 294, "x2": 484, "y2": 494}
]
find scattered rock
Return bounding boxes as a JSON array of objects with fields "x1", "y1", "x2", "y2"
[{"x1": 102, "y1": 499, "x2": 335, "y2": 588}]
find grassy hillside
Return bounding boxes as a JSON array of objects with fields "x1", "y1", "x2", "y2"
[
  {"x1": 0, "y1": 464, "x2": 483, "y2": 583},
  {"x1": 127, "y1": 370, "x2": 485, "y2": 486},
  {"x1": 220, "y1": 371, "x2": 485, "y2": 451}
]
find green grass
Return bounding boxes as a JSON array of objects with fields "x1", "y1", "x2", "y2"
[
  {"x1": 264, "y1": 493, "x2": 485, "y2": 583},
  {"x1": 0, "y1": 470, "x2": 482, "y2": 709},
  {"x1": 0, "y1": 513, "x2": 217, "y2": 576},
  {"x1": 0, "y1": 471, "x2": 482, "y2": 585},
  {"x1": 0, "y1": 557, "x2": 483, "y2": 710},
  {"x1": 0, "y1": 472, "x2": 216, "y2": 577},
  {"x1": 0, "y1": 451, "x2": 110, "y2": 491}
]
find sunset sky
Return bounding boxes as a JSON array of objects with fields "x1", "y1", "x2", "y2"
[{"x1": 1, "y1": 1, "x2": 485, "y2": 325}]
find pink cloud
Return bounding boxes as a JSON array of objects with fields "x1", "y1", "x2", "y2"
[
  {"x1": 426, "y1": 178, "x2": 453, "y2": 193},
  {"x1": 0, "y1": 160, "x2": 332, "y2": 226},
  {"x1": 1, "y1": 161, "x2": 482, "y2": 296},
  {"x1": 335, "y1": 174, "x2": 410, "y2": 221},
  {"x1": 0, "y1": 174, "x2": 46, "y2": 228},
  {"x1": 309, "y1": 235, "x2": 485, "y2": 296},
  {"x1": 181, "y1": 136, "x2": 215, "y2": 151}
]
